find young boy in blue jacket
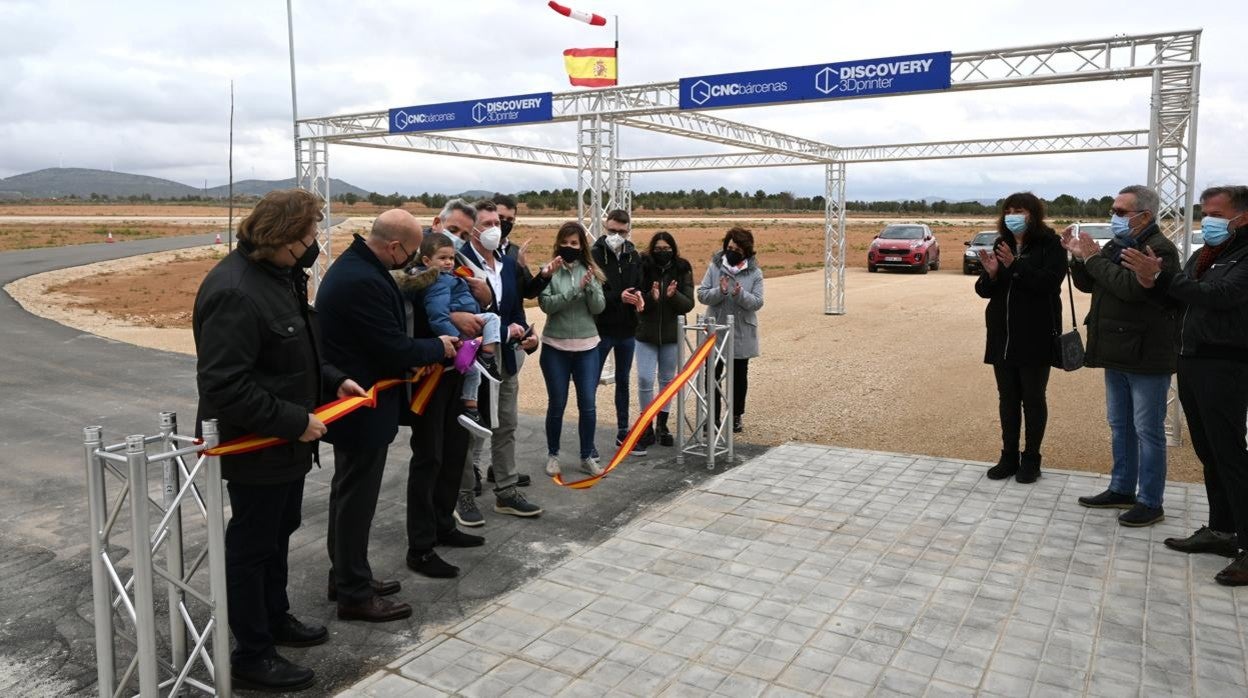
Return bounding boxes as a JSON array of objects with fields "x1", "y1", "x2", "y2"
[{"x1": 417, "y1": 234, "x2": 502, "y2": 435}]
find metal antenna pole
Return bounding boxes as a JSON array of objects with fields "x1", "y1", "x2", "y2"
[
  {"x1": 227, "y1": 81, "x2": 234, "y2": 252},
  {"x1": 287, "y1": 0, "x2": 301, "y2": 179}
]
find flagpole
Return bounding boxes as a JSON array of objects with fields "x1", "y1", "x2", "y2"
[{"x1": 614, "y1": 15, "x2": 619, "y2": 83}]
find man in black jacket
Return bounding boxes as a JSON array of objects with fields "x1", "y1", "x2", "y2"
[
  {"x1": 1122, "y1": 185, "x2": 1248, "y2": 586},
  {"x1": 1066, "y1": 185, "x2": 1180, "y2": 528},
  {"x1": 317, "y1": 209, "x2": 455, "y2": 620},
  {"x1": 592, "y1": 209, "x2": 645, "y2": 451},
  {"x1": 194, "y1": 190, "x2": 365, "y2": 692}
]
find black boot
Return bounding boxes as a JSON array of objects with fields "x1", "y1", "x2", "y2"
[
  {"x1": 986, "y1": 451, "x2": 1018, "y2": 480},
  {"x1": 656, "y1": 412, "x2": 674, "y2": 447},
  {"x1": 1016, "y1": 451, "x2": 1041, "y2": 484}
]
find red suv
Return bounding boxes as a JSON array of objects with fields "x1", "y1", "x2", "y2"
[{"x1": 868, "y1": 224, "x2": 940, "y2": 274}]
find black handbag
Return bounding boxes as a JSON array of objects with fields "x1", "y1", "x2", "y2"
[{"x1": 1056, "y1": 269, "x2": 1084, "y2": 371}]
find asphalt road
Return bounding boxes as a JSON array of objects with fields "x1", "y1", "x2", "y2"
[{"x1": 0, "y1": 234, "x2": 762, "y2": 696}]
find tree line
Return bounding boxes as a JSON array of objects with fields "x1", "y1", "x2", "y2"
[{"x1": 335, "y1": 189, "x2": 1131, "y2": 218}]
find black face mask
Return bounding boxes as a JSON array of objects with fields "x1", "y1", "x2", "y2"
[
  {"x1": 558, "y1": 246, "x2": 580, "y2": 264},
  {"x1": 290, "y1": 240, "x2": 320, "y2": 269},
  {"x1": 393, "y1": 242, "x2": 417, "y2": 270},
  {"x1": 724, "y1": 249, "x2": 745, "y2": 267},
  {"x1": 500, "y1": 219, "x2": 514, "y2": 238},
  {"x1": 652, "y1": 250, "x2": 674, "y2": 266}
]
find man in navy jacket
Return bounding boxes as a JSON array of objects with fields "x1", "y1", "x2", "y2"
[{"x1": 317, "y1": 209, "x2": 454, "y2": 622}]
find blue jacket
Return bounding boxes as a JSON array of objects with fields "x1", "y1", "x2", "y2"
[
  {"x1": 316, "y1": 235, "x2": 446, "y2": 449},
  {"x1": 423, "y1": 270, "x2": 480, "y2": 337},
  {"x1": 460, "y1": 244, "x2": 530, "y2": 375}
]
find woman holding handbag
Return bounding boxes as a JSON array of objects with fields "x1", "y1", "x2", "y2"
[{"x1": 974, "y1": 192, "x2": 1067, "y2": 483}]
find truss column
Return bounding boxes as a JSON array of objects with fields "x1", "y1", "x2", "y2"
[
  {"x1": 297, "y1": 138, "x2": 332, "y2": 293},
  {"x1": 824, "y1": 162, "x2": 848, "y2": 315},
  {"x1": 576, "y1": 115, "x2": 613, "y2": 239}
]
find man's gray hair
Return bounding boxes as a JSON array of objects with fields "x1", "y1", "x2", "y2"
[
  {"x1": 1119, "y1": 185, "x2": 1159, "y2": 216},
  {"x1": 1200, "y1": 185, "x2": 1248, "y2": 213},
  {"x1": 439, "y1": 198, "x2": 477, "y2": 223}
]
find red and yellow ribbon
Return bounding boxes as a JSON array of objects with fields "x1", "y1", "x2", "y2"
[
  {"x1": 205, "y1": 365, "x2": 444, "y2": 457},
  {"x1": 552, "y1": 334, "x2": 718, "y2": 489}
]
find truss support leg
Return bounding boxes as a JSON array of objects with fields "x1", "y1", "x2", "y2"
[
  {"x1": 824, "y1": 162, "x2": 847, "y2": 315},
  {"x1": 298, "y1": 138, "x2": 332, "y2": 294},
  {"x1": 1147, "y1": 59, "x2": 1200, "y2": 447},
  {"x1": 577, "y1": 114, "x2": 613, "y2": 240}
]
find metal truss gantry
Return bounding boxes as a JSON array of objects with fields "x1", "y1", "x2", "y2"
[{"x1": 298, "y1": 28, "x2": 1201, "y2": 320}]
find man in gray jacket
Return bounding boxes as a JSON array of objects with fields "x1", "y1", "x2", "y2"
[{"x1": 1065, "y1": 185, "x2": 1179, "y2": 527}]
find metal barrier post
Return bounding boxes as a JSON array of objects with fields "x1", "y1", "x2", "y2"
[
  {"x1": 84, "y1": 426, "x2": 115, "y2": 698},
  {"x1": 675, "y1": 316, "x2": 686, "y2": 464},
  {"x1": 159, "y1": 412, "x2": 187, "y2": 682},
  {"x1": 202, "y1": 420, "x2": 232, "y2": 696},
  {"x1": 725, "y1": 315, "x2": 735, "y2": 465},
  {"x1": 125, "y1": 434, "x2": 160, "y2": 698},
  {"x1": 704, "y1": 321, "x2": 717, "y2": 472}
]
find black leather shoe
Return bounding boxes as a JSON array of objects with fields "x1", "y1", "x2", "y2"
[
  {"x1": 1165, "y1": 526, "x2": 1240, "y2": 557},
  {"x1": 1078, "y1": 489, "x2": 1136, "y2": 509},
  {"x1": 437, "y1": 528, "x2": 485, "y2": 548},
  {"x1": 406, "y1": 550, "x2": 459, "y2": 578},
  {"x1": 336, "y1": 595, "x2": 413, "y2": 622},
  {"x1": 1117, "y1": 503, "x2": 1164, "y2": 528},
  {"x1": 327, "y1": 572, "x2": 402, "y2": 602},
  {"x1": 272, "y1": 614, "x2": 328, "y2": 648},
  {"x1": 231, "y1": 654, "x2": 315, "y2": 692},
  {"x1": 1215, "y1": 553, "x2": 1248, "y2": 587}
]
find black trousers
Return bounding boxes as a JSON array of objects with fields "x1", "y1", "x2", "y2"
[
  {"x1": 992, "y1": 363, "x2": 1051, "y2": 454},
  {"x1": 714, "y1": 358, "x2": 750, "y2": 420},
  {"x1": 407, "y1": 372, "x2": 468, "y2": 554},
  {"x1": 1178, "y1": 357, "x2": 1248, "y2": 545},
  {"x1": 326, "y1": 445, "x2": 388, "y2": 605},
  {"x1": 225, "y1": 478, "x2": 304, "y2": 664}
]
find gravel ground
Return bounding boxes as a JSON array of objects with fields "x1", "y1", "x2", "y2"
[{"x1": 7, "y1": 242, "x2": 1207, "y2": 485}]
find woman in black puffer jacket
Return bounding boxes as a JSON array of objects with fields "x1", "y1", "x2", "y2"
[
  {"x1": 974, "y1": 191, "x2": 1066, "y2": 483},
  {"x1": 634, "y1": 231, "x2": 695, "y2": 451}
]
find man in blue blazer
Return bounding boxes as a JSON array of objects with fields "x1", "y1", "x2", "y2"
[
  {"x1": 457, "y1": 200, "x2": 545, "y2": 522},
  {"x1": 317, "y1": 209, "x2": 454, "y2": 622}
]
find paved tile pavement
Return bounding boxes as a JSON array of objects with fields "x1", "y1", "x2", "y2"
[{"x1": 340, "y1": 444, "x2": 1248, "y2": 697}]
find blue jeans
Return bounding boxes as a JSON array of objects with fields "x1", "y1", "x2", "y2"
[
  {"x1": 635, "y1": 341, "x2": 678, "y2": 414},
  {"x1": 596, "y1": 335, "x2": 635, "y2": 434},
  {"x1": 1105, "y1": 368, "x2": 1171, "y2": 508},
  {"x1": 540, "y1": 344, "x2": 599, "y2": 459}
]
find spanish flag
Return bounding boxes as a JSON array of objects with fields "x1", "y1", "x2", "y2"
[{"x1": 563, "y1": 48, "x2": 617, "y2": 87}]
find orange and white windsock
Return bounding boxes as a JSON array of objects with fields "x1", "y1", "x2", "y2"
[{"x1": 548, "y1": 1, "x2": 607, "y2": 26}]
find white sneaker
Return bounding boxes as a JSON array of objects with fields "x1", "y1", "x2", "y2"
[
  {"x1": 580, "y1": 456, "x2": 604, "y2": 476},
  {"x1": 544, "y1": 455, "x2": 561, "y2": 477}
]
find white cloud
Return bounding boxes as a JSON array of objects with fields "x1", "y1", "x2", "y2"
[{"x1": 0, "y1": 0, "x2": 1242, "y2": 202}]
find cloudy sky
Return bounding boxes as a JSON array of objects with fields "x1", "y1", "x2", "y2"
[{"x1": 2, "y1": 0, "x2": 1243, "y2": 201}]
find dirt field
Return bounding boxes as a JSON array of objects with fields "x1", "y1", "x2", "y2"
[
  {"x1": 0, "y1": 222, "x2": 223, "y2": 252},
  {"x1": 0, "y1": 204, "x2": 250, "y2": 217},
  {"x1": 8, "y1": 221, "x2": 1208, "y2": 486}
]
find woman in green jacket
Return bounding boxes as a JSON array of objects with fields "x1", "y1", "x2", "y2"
[
  {"x1": 634, "y1": 231, "x2": 695, "y2": 452},
  {"x1": 539, "y1": 222, "x2": 607, "y2": 477}
]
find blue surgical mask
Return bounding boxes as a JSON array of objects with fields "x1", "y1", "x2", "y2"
[
  {"x1": 1109, "y1": 214, "x2": 1135, "y2": 238},
  {"x1": 1202, "y1": 216, "x2": 1232, "y2": 246},
  {"x1": 1004, "y1": 214, "x2": 1026, "y2": 235}
]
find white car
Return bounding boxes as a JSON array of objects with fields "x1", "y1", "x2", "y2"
[
  {"x1": 1070, "y1": 222, "x2": 1113, "y2": 248},
  {"x1": 1186, "y1": 230, "x2": 1204, "y2": 260}
]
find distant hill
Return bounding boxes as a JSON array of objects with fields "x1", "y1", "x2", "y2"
[
  {"x1": 205, "y1": 178, "x2": 370, "y2": 199},
  {"x1": 0, "y1": 168, "x2": 370, "y2": 200}
]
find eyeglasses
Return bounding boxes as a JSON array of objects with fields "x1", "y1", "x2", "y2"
[
  {"x1": 1110, "y1": 208, "x2": 1141, "y2": 217},
  {"x1": 605, "y1": 227, "x2": 630, "y2": 235}
]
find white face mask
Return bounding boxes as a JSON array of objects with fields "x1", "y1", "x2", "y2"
[
  {"x1": 605, "y1": 233, "x2": 624, "y2": 253},
  {"x1": 477, "y1": 226, "x2": 501, "y2": 251}
]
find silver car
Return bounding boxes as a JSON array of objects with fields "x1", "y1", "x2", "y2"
[{"x1": 963, "y1": 230, "x2": 999, "y2": 275}]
